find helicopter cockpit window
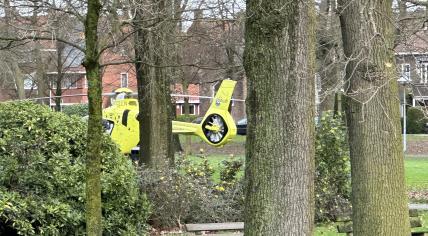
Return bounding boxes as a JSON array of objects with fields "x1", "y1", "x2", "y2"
[
  {"x1": 102, "y1": 119, "x2": 114, "y2": 135},
  {"x1": 116, "y1": 92, "x2": 127, "y2": 100}
]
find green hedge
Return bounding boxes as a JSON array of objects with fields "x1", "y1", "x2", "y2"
[
  {"x1": 62, "y1": 103, "x2": 88, "y2": 117},
  {"x1": 406, "y1": 107, "x2": 428, "y2": 134},
  {"x1": 0, "y1": 101, "x2": 150, "y2": 235},
  {"x1": 175, "y1": 114, "x2": 198, "y2": 122}
]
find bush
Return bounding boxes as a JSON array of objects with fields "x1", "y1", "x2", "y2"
[
  {"x1": 140, "y1": 155, "x2": 244, "y2": 229},
  {"x1": 62, "y1": 103, "x2": 88, "y2": 117},
  {"x1": 0, "y1": 101, "x2": 150, "y2": 235},
  {"x1": 175, "y1": 114, "x2": 198, "y2": 122},
  {"x1": 315, "y1": 112, "x2": 351, "y2": 222},
  {"x1": 407, "y1": 107, "x2": 428, "y2": 134}
]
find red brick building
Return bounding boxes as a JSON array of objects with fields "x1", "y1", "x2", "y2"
[{"x1": 44, "y1": 63, "x2": 202, "y2": 116}]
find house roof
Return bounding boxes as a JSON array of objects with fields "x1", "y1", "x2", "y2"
[{"x1": 412, "y1": 84, "x2": 428, "y2": 98}]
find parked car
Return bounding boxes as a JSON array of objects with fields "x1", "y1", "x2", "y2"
[{"x1": 236, "y1": 118, "x2": 247, "y2": 135}]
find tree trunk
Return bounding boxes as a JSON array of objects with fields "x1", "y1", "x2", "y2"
[
  {"x1": 4, "y1": 0, "x2": 25, "y2": 100},
  {"x1": 318, "y1": 0, "x2": 342, "y2": 114},
  {"x1": 82, "y1": 0, "x2": 103, "y2": 235},
  {"x1": 338, "y1": 1, "x2": 410, "y2": 235},
  {"x1": 182, "y1": 81, "x2": 192, "y2": 156},
  {"x1": 243, "y1": 1, "x2": 316, "y2": 235},
  {"x1": 32, "y1": 6, "x2": 48, "y2": 104},
  {"x1": 55, "y1": 42, "x2": 65, "y2": 112},
  {"x1": 134, "y1": 0, "x2": 174, "y2": 168}
]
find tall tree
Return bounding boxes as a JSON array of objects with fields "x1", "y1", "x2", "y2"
[
  {"x1": 31, "y1": 2, "x2": 49, "y2": 104},
  {"x1": 317, "y1": 0, "x2": 342, "y2": 113},
  {"x1": 243, "y1": 0, "x2": 316, "y2": 235},
  {"x1": 134, "y1": 0, "x2": 174, "y2": 167},
  {"x1": 338, "y1": 0, "x2": 410, "y2": 235},
  {"x1": 2, "y1": 0, "x2": 25, "y2": 99},
  {"x1": 82, "y1": 0, "x2": 103, "y2": 234}
]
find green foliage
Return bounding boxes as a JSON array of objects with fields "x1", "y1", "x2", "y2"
[
  {"x1": 315, "y1": 112, "x2": 351, "y2": 222},
  {"x1": 0, "y1": 101, "x2": 150, "y2": 235},
  {"x1": 140, "y1": 155, "x2": 243, "y2": 228},
  {"x1": 175, "y1": 114, "x2": 198, "y2": 122},
  {"x1": 407, "y1": 107, "x2": 428, "y2": 134},
  {"x1": 219, "y1": 158, "x2": 243, "y2": 184},
  {"x1": 62, "y1": 103, "x2": 88, "y2": 117}
]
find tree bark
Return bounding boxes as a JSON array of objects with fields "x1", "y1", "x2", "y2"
[
  {"x1": 338, "y1": 1, "x2": 410, "y2": 235},
  {"x1": 134, "y1": 0, "x2": 174, "y2": 168},
  {"x1": 82, "y1": 0, "x2": 103, "y2": 235},
  {"x1": 55, "y1": 41, "x2": 66, "y2": 111},
  {"x1": 31, "y1": 5, "x2": 48, "y2": 104},
  {"x1": 4, "y1": 0, "x2": 25, "y2": 100},
  {"x1": 318, "y1": 0, "x2": 342, "y2": 114},
  {"x1": 243, "y1": 0, "x2": 316, "y2": 235}
]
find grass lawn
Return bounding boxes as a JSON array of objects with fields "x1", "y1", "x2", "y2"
[
  {"x1": 185, "y1": 154, "x2": 244, "y2": 182},
  {"x1": 179, "y1": 134, "x2": 246, "y2": 144},
  {"x1": 182, "y1": 154, "x2": 428, "y2": 235},
  {"x1": 187, "y1": 153, "x2": 428, "y2": 190},
  {"x1": 407, "y1": 134, "x2": 428, "y2": 142},
  {"x1": 405, "y1": 155, "x2": 428, "y2": 190}
]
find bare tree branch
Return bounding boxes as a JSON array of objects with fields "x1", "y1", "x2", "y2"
[
  {"x1": 0, "y1": 36, "x2": 85, "y2": 52},
  {"x1": 403, "y1": 0, "x2": 428, "y2": 6}
]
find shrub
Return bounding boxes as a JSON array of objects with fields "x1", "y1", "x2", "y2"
[
  {"x1": 407, "y1": 107, "x2": 428, "y2": 134},
  {"x1": 175, "y1": 114, "x2": 198, "y2": 122},
  {"x1": 315, "y1": 111, "x2": 351, "y2": 222},
  {"x1": 62, "y1": 103, "x2": 88, "y2": 117},
  {"x1": 0, "y1": 101, "x2": 150, "y2": 235},
  {"x1": 140, "y1": 155, "x2": 243, "y2": 229}
]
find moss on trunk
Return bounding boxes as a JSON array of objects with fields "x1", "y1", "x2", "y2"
[
  {"x1": 243, "y1": 0, "x2": 316, "y2": 235},
  {"x1": 338, "y1": 0, "x2": 410, "y2": 235},
  {"x1": 83, "y1": 0, "x2": 102, "y2": 235}
]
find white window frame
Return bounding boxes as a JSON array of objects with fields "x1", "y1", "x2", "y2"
[
  {"x1": 120, "y1": 73, "x2": 128, "y2": 88},
  {"x1": 52, "y1": 77, "x2": 79, "y2": 89},
  {"x1": 180, "y1": 104, "x2": 196, "y2": 115},
  {"x1": 421, "y1": 63, "x2": 428, "y2": 84},
  {"x1": 401, "y1": 64, "x2": 411, "y2": 81},
  {"x1": 66, "y1": 77, "x2": 78, "y2": 89},
  {"x1": 24, "y1": 77, "x2": 37, "y2": 90},
  {"x1": 84, "y1": 75, "x2": 88, "y2": 88}
]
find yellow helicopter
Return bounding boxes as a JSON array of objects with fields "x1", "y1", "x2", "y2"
[{"x1": 102, "y1": 80, "x2": 238, "y2": 154}]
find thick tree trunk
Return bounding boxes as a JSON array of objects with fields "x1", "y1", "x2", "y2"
[
  {"x1": 338, "y1": 1, "x2": 410, "y2": 235},
  {"x1": 243, "y1": 1, "x2": 316, "y2": 235},
  {"x1": 134, "y1": 0, "x2": 174, "y2": 168},
  {"x1": 83, "y1": 0, "x2": 103, "y2": 235}
]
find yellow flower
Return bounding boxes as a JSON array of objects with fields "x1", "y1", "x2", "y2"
[{"x1": 215, "y1": 186, "x2": 225, "y2": 191}]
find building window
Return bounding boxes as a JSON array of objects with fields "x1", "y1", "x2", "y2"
[
  {"x1": 401, "y1": 64, "x2": 411, "y2": 80},
  {"x1": 421, "y1": 63, "x2": 428, "y2": 84},
  {"x1": 180, "y1": 104, "x2": 197, "y2": 115},
  {"x1": 52, "y1": 77, "x2": 80, "y2": 89},
  {"x1": 64, "y1": 77, "x2": 78, "y2": 89},
  {"x1": 24, "y1": 76, "x2": 37, "y2": 90},
  {"x1": 120, "y1": 73, "x2": 128, "y2": 87}
]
